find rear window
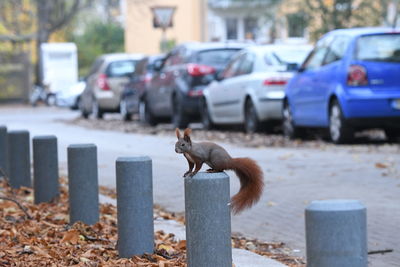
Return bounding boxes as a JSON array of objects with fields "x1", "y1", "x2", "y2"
[
  {"x1": 195, "y1": 49, "x2": 240, "y2": 66},
  {"x1": 107, "y1": 60, "x2": 137, "y2": 77},
  {"x1": 356, "y1": 34, "x2": 400, "y2": 62}
]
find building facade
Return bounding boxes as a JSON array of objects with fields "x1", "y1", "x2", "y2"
[
  {"x1": 125, "y1": 0, "x2": 207, "y2": 55},
  {"x1": 124, "y1": 0, "x2": 311, "y2": 54}
]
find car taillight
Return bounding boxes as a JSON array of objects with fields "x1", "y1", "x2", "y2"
[
  {"x1": 144, "y1": 73, "x2": 152, "y2": 84},
  {"x1": 187, "y1": 64, "x2": 216, "y2": 76},
  {"x1": 347, "y1": 65, "x2": 368, "y2": 86},
  {"x1": 263, "y1": 78, "x2": 288, "y2": 86},
  {"x1": 97, "y1": 73, "x2": 110, "y2": 90}
]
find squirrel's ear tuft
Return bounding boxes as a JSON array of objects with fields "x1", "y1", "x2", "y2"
[
  {"x1": 183, "y1": 128, "x2": 192, "y2": 137},
  {"x1": 175, "y1": 128, "x2": 181, "y2": 139},
  {"x1": 183, "y1": 128, "x2": 192, "y2": 143}
]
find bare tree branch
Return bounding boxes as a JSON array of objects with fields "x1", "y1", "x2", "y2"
[
  {"x1": 48, "y1": 0, "x2": 81, "y2": 33},
  {"x1": 0, "y1": 33, "x2": 36, "y2": 42},
  {"x1": 0, "y1": 196, "x2": 32, "y2": 219}
]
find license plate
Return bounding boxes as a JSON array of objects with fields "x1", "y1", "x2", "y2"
[{"x1": 392, "y1": 99, "x2": 400, "y2": 110}]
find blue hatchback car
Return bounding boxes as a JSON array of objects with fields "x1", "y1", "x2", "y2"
[{"x1": 283, "y1": 27, "x2": 400, "y2": 143}]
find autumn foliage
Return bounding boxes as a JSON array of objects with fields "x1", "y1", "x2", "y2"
[{"x1": 0, "y1": 178, "x2": 187, "y2": 266}]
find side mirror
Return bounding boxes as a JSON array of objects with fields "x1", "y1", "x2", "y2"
[
  {"x1": 215, "y1": 71, "x2": 225, "y2": 81},
  {"x1": 153, "y1": 59, "x2": 164, "y2": 72},
  {"x1": 297, "y1": 66, "x2": 306, "y2": 73}
]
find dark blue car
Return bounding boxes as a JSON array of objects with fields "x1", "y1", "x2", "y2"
[{"x1": 283, "y1": 27, "x2": 400, "y2": 143}]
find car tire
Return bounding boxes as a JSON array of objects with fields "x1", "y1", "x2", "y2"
[
  {"x1": 79, "y1": 98, "x2": 89, "y2": 119},
  {"x1": 282, "y1": 100, "x2": 305, "y2": 139},
  {"x1": 172, "y1": 96, "x2": 189, "y2": 129},
  {"x1": 120, "y1": 99, "x2": 132, "y2": 121},
  {"x1": 92, "y1": 99, "x2": 104, "y2": 119},
  {"x1": 384, "y1": 128, "x2": 400, "y2": 143},
  {"x1": 46, "y1": 94, "x2": 56, "y2": 106},
  {"x1": 201, "y1": 99, "x2": 215, "y2": 130},
  {"x1": 139, "y1": 99, "x2": 157, "y2": 126},
  {"x1": 329, "y1": 100, "x2": 353, "y2": 144},
  {"x1": 244, "y1": 100, "x2": 260, "y2": 134}
]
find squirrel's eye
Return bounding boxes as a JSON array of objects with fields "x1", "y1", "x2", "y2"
[{"x1": 181, "y1": 144, "x2": 185, "y2": 147}]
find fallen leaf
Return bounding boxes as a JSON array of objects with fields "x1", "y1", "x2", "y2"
[
  {"x1": 375, "y1": 162, "x2": 389, "y2": 168},
  {"x1": 176, "y1": 240, "x2": 186, "y2": 250},
  {"x1": 60, "y1": 229, "x2": 80, "y2": 244}
]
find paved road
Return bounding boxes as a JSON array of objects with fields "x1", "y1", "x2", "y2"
[{"x1": 1, "y1": 105, "x2": 399, "y2": 266}]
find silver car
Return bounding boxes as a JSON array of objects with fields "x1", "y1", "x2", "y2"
[
  {"x1": 80, "y1": 53, "x2": 144, "y2": 118},
  {"x1": 202, "y1": 44, "x2": 311, "y2": 133}
]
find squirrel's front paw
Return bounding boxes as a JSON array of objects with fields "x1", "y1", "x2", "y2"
[{"x1": 183, "y1": 171, "x2": 192, "y2": 178}]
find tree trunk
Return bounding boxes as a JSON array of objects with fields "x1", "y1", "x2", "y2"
[{"x1": 36, "y1": 0, "x2": 50, "y2": 86}]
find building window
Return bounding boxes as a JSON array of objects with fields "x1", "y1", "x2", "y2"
[
  {"x1": 226, "y1": 18, "x2": 238, "y2": 40},
  {"x1": 287, "y1": 13, "x2": 308, "y2": 38},
  {"x1": 244, "y1": 17, "x2": 258, "y2": 40}
]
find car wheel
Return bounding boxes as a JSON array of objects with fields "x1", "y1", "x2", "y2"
[
  {"x1": 172, "y1": 96, "x2": 189, "y2": 129},
  {"x1": 282, "y1": 100, "x2": 304, "y2": 139},
  {"x1": 244, "y1": 100, "x2": 260, "y2": 134},
  {"x1": 201, "y1": 99, "x2": 214, "y2": 130},
  {"x1": 329, "y1": 100, "x2": 353, "y2": 144},
  {"x1": 120, "y1": 99, "x2": 132, "y2": 121},
  {"x1": 79, "y1": 97, "x2": 89, "y2": 119},
  {"x1": 92, "y1": 99, "x2": 104, "y2": 119},
  {"x1": 384, "y1": 128, "x2": 400, "y2": 143},
  {"x1": 139, "y1": 99, "x2": 157, "y2": 126},
  {"x1": 46, "y1": 94, "x2": 56, "y2": 106}
]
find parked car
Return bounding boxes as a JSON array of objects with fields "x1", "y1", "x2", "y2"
[
  {"x1": 79, "y1": 53, "x2": 144, "y2": 118},
  {"x1": 283, "y1": 27, "x2": 400, "y2": 143},
  {"x1": 201, "y1": 44, "x2": 312, "y2": 133},
  {"x1": 140, "y1": 42, "x2": 248, "y2": 127},
  {"x1": 56, "y1": 79, "x2": 86, "y2": 110},
  {"x1": 120, "y1": 54, "x2": 165, "y2": 121}
]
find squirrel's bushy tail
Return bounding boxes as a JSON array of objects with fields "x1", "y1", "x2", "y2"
[{"x1": 227, "y1": 158, "x2": 264, "y2": 214}]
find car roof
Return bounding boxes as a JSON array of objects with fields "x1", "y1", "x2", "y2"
[
  {"x1": 179, "y1": 41, "x2": 250, "y2": 51},
  {"x1": 325, "y1": 27, "x2": 400, "y2": 37},
  {"x1": 99, "y1": 53, "x2": 145, "y2": 61},
  {"x1": 246, "y1": 44, "x2": 313, "y2": 53}
]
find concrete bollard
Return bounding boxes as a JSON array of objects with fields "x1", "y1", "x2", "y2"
[
  {"x1": 116, "y1": 156, "x2": 154, "y2": 258},
  {"x1": 67, "y1": 144, "x2": 99, "y2": 225},
  {"x1": 8, "y1": 130, "x2": 31, "y2": 188},
  {"x1": 33, "y1": 136, "x2": 59, "y2": 204},
  {"x1": 0, "y1": 126, "x2": 8, "y2": 177},
  {"x1": 305, "y1": 199, "x2": 367, "y2": 267},
  {"x1": 185, "y1": 172, "x2": 232, "y2": 267}
]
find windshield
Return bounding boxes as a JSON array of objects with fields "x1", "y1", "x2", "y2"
[
  {"x1": 195, "y1": 49, "x2": 240, "y2": 67},
  {"x1": 356, "y1": 34, "x2": 400, "y2": 62},
  {"x1": 268, "y1": 47, "x2": 311, "y2": 65}
]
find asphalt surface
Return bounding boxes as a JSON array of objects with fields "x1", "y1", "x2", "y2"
[{"x1": 1, "y1": 105, "x2": 399, "y2": 267}]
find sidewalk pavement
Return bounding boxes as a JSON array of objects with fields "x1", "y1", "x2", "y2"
[{"x1": 100, "y1": 194, "x2": 287, "y2": 267}]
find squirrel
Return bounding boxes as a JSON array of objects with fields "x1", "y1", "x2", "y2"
[{"x1": 174, "y1": 128, "x2": 264, "y2": 214}]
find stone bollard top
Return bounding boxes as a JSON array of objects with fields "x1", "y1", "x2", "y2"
[
  {"x1": 117, "y1": 156, "x2": 152, "y2": 163},
  {"x1": 33, "y1": 135, "x2": 57, "y2": 140},
  {"x1": 306, "y1": 199, "x2": 365, "y2": 212},
  {"x1": 68, "y1": 144, "x2": 96, "y2": 149},
  {"x1": 8, "y1": 130, "x2": 29, "y2": 134},
  {"x1": 188, "y1": 171, "x2": 229, "y2": 181}
]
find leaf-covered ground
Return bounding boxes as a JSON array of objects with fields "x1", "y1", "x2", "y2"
[
  {"x1": 60, "y1": 116, "x2": 399, "y2": 152},
  {"x1": 0, "y1": 178, "x2": 305, "y2": 266}
]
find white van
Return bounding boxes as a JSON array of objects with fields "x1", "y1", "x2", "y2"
[{"x1": 40, "y1": 43, "x2": 78, "y2": 104}]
